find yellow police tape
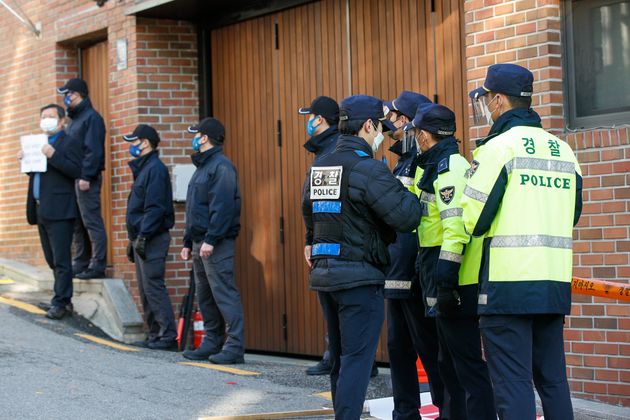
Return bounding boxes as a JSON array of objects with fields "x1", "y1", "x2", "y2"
[{"x1": 571, "y1": 277, "x2": 630, "y2": 302}]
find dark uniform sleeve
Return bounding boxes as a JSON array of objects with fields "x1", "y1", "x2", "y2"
[
  {"x1": 139, "y1": 165, "x2": 171, "y2": 239},
  {"x1": 81, "y1": 114, "x2": 106, "y2": 181},
  {"x1": 204, "y1": 162, "x2": 239, "y2": 246},
  {"x1": 364, "y1": 162, "x2": 421, "y2": 233},
  {"x1": 48, "y1": 135, "x2": 82, "y2": 180},
  {"x1": 574, "y1": 171, "x2": 583, "y2": 226}
]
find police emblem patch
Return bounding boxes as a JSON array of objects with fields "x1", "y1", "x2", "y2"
[
  {"x1": 439, "y1": 186, "x2": 455, "y2": 205},
  {"x1": 465, "y1": 160, "x2": 480, "y2": 179}
]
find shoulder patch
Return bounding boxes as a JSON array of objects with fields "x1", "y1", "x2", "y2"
[
  {"x1": 439, "y1": 186, "x2": 455, "y2": 205},
  {"x1": 465, "y1": 160, "x2": 480, "y2": 179},
  {"x1": 354, "y1": 150, "x2": 369, "y2": 157},
  {"x1": 437, "y1": 157, "x2": 449, "y2": 174}
]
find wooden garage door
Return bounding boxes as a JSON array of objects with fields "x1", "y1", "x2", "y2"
[{"x1": 211, "y1": 0, "x2": 466, "y2": 358}]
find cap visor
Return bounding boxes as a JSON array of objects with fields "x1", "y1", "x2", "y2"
[
  {"x1": 122, "y1": 134, "x2": 138, "y2": 142},
  {"x1": 402, "y1": 122, "x2": 415, "y2": 132},
  {"x1": 469, "y1": 86, "x2": 489, "y2": 100},
  {"x1": 382, "y1": 119, "x2": 397, "y2": 133},
  {"x1": 57, "y1": 87, "x2": 69, "y2": 94},
  {"x1": 187, "y1": 125, "x2": 200, "y2": 133},
  {"x1": 297, "y1": 107, "x2": 311, "y2": 115}
]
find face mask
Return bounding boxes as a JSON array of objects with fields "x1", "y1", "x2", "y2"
[
  {"x1": 482, "y1": 96, "x2": 498, "y2": 125},
  {"x1": 372, "y1": 131, "x2": 385, "y2": 153},
  {"x1": 129, "y1": 143, "x2": 143, "y2": 157},
  {"x1": 40, "y1": 118, "x2": 59, "y2": 133},
  {"x1": 306, "y1": 116, "x2": 320, "y2": 137},
  {"x1": 192, "y1": 135, "x2": 203, "y2": 152},
  {"x1": 63, "y1": 95, "x2": 73, "y2": 108}
]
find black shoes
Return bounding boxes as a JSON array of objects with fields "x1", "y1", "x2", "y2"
[
  {"x1": 370, "y1": 362, "x2": 378, "y2": 378},
  {"x1": 209, "y1": 351, "x2": 244, "y2": 365},
  {"x1": 306, "y1": 358, "x2": 332, "y2": 375},
  {"x1": 305, "y1": 358, "x2": 378, "y2": 377},
  {"x1": 147, "y1": 339, "x2": 178, "y2": 351},
  {"x1": 45, "y1": 305, "x2": 70, "y2": 320},
  {"x1": 75, "y1": 269, "x2": 105, "y2": 280},
  {"x1": 182, "y1": 340, "x2": 221, "y2": 361}
]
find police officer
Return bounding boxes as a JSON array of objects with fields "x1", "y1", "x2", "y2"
[
  {"x1": 462, "y1": 63, "x2": 583, "y2": 420},
  {"x1": 57, "y1": 78, "x2": 108, "y2": 279},
  {"x1": 302, "y1": 95, "x2": 422, "y2": 419},
  {"x1": 299, "y1": 96, "x2": 340, "y2": 375},
  {"x1": 408, "y1": 103, "x2": 495, "y2": 419},
  {"x1": 181, "y1": 117, "x2": 245, "y2": 365},
  {"x1": 123, "y1": 124, "x2": 177, "y2": 350},
  {"x1": 382, "y1": 92, "x2": 448, "y2": 419}
]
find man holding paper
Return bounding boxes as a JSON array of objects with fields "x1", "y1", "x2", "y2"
[{"x1": 20, "y1": 104, "x2": 82, "y2": 319}]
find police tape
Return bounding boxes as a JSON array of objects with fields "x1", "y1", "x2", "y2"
[{"x1": 571, "y1": 277, "x2": 630, "y2": 302}]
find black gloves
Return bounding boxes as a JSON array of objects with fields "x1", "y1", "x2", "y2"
[
  {"x1": 437, "y1": 287, "x2": 461, "y2": 317},
  {"x1": 134, "y1": 237, "x2": 147, "y2": 260},
  {"x1": 126, "y1": 241, "x2": 135, "y2": 263}
]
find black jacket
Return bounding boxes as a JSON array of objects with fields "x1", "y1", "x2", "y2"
[
  {"x1": 66, "y1": 97, "x2": 106, "y2": 182},
  {"x1": 126, "y1": 150, "x2": 175, "y2": 240},
  {"x1": 302, "y1": 126, "x2": 340, "y2": 245},
  {"x1": 303, "y1": 135, "x2": 422, "y2": 291},
  {"x1": 184, "y1": 147, "x2": 241, "y2": 248},
  {"x1": 384, "y1": 140, "x2": 420, "y2": 299},
  {"x1": 26, "y1": 131, "x2": 82, "y2": 224}
]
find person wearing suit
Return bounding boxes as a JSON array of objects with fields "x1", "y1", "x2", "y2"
[{"x1": 21, "y1": 104, "x2": 82, "y2": 319}]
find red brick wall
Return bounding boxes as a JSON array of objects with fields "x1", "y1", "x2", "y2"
[
  {"x1": 465, "y1": 0, "x2": 630, "y2": 407},
  {"x1": 0, "y1": 1, "x2": 197, "y2": 311}
]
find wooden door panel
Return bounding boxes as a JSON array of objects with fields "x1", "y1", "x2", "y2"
[
  {"x1": 211, "y1": 16, "x2": 286, "y2": 352},
  {"x1": 277, "y1": 0, "x2": 350, "y2": 356},
  {"x1": 81, "y1": 41, "x2": 113, "y2": 266}
]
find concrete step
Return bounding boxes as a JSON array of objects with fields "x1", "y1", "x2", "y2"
[{"x1": 0, "y1": 257, "x2": 144, "y2": 343}]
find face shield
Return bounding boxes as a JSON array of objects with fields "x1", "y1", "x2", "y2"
[
  {"x1": 470, "y1": 91, "x2": 494, "y2": 126},
  {"x1": 401, "y1": 127, "x2": 417, "y2": 154}
]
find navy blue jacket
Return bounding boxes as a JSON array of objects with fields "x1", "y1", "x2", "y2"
[
  {"x1": 302, "y1": 126, "x2": 340, "y2": 245},
  {"x1": 384, "y1": 140, "x2": 420, "y2": 299},
  {"x1": 184, "y1": 147, "x2": 241, "y2": 248},
  {"x1": 303, "y1": 135, "x2": 422, "y2": 292},
  {"x1": 26, "y1": 131, "x2": 82, "y2": 224},
  {"x1": 126, "y1": 150, "x2": 175, "y2": 240},
  {"x1": 66, "y1": 97, "x2": 106, "y2": 182}
]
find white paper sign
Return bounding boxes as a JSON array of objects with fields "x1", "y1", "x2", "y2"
[{"x1": 20, "y1": 134, "x2": 48, "y2": 173}]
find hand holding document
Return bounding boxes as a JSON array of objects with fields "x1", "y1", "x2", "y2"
[{"x1": 20, "y1": 134, "x2": 48, "y2": 173}]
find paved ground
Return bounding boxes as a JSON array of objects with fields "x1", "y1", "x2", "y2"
[{"x1": 1, "y1": 279, "x2": 628, "y2": 420}]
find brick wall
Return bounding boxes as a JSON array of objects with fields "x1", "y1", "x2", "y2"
[
  {"x1": 465, "y1": 0, "x2": 630, "y2": 407},
  {"x1": 0, "y1": 1, "x2": 197, "y2": 312}
]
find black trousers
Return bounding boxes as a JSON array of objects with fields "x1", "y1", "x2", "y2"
[
  {"x1": 192, "y1": 238, "x2": 245, "y2": 356},
  {"x1": 38, "y1": 218, "x2": 75, "y2": 307},
  {"x1": 437, "y1": 315, "x2": 496, "y2": 420},
  {"x1": 387, "y1": 298, "x2": 446, "y2": 420},
  {"x1": 480, "y1": 314, "x2": 573, "y2": 420},
  {"x1": 135, "y1": 232, "x2": 177, "y2": 342},
  {"x1": 73, "y1": 175, "x2": 107, "y2": 273},
  {"x1": 319, "y1": 285, "x2": 384, "y2": 420}
]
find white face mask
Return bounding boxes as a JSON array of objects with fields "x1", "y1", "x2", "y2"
[
  {"x1": 372, "y1": 131, "x2": 385, "y2": 153},
  {"x1": 482, "y1": 96, "x2": 498, "y2": 126},
  {"x1": 40, "y1": 117, "x2": 59, "y2": 133}
]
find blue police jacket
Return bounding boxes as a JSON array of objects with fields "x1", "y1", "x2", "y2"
[
  {"x1": 184, "y1": 146, "x2": 241, "y2": 248},
  {"x1": 66, "y1": 97, "x2": 106, "y2": 182},
  {"x1": 126, "y1": 150, "x2": 175, "y2": 240}
]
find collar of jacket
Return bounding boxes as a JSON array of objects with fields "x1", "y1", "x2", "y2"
[
  {"x1": 303, "y1": 126, "x2": 339, "y2": 154},
  {"x1": 48, "y1": 130, "x2": 64, "y2": 144},
  {"x1": 67, "y1": 97, "x2": 93, "y2": 119},
  {"x1": 476, "y1": 108, "x2": 542, "y2": 147},
  {"x1": 128, "y1": 150, "x2": 159, "y2": 178},
  {"x1": 191, "y1": 145, "x2": 223, "y2": 167},
  {"x1": 335, "y1": 134, "x2": 374, "y2": 158},
  {"x1": 416, "y1": 137, "x2": 459, "y2": 194}
]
